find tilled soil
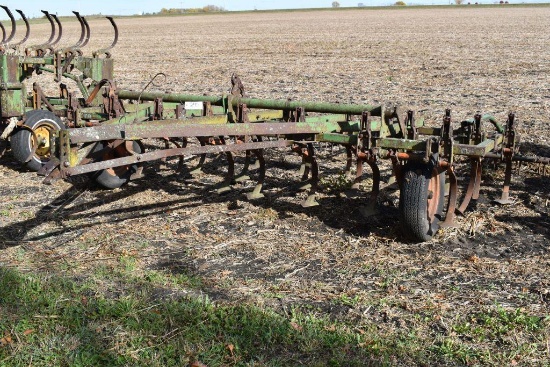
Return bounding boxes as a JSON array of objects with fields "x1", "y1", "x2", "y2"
[{"x1": 1, "y1": 7, "x2": 549, "y2": 365}]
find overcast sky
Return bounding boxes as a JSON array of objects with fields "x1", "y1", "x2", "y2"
[{"x1": 0, "y1": 0, "x2": 546, "y2": 18}]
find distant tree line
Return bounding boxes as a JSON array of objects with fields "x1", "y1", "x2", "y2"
[{"x1": 158, "y1": 5, "x2": 227, "y2": 14}]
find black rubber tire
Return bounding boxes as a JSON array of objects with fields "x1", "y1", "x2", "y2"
[
  {"x1": 399, "y1": 162, "x2": 445, "y2": 242},
  {"x1": 10, "y1": 110, "x2": 65, "y2": 172},
  {"x1": 91, "y1": 140, "x2": 142, "y2": 189}
]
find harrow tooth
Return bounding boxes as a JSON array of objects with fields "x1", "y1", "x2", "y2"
[
  {"x1": 215, "y1": 157, "x2": 236, "y2": 193},
  {"x1": 226, "y1": 151, "x2": 236, "y2": 180},
  {"x1": 291, "y1": 143, "x2": 309, "y2": 180},
  {"x1": 187, "y1": 138, "x2": 208, "y2": 176},
  {"x1": 129, "y1": 169, "x2": 144, "y2": 181},
  {"x1": 234, "y1": 139, "x2": 259, "y2": 182},
  {"x1": 234, "y1": 149, "x2": 252, "y2": 182},
  {"x1": 11, "y1": 10, "x2": 29, "y2": 47},
  {"x1": 234, "y1": 174, "x2": 250, "y2": 183},
  {"x1": 41, "y1": 11, "x2": 56, "y2": 47},
  {"x1": 173, "y1": 138, "x2": 191, "y2": 173},
  {"x1": 302, "y1": 161, "x2": 313, "y2": 182},
  {"x1": 300, "y1": 143, "x2": 320, "y2": 208},
  {"x1": 69, "y1": 11, "x2": 86, "y2": 49},
  {"x1": 245, "y1": 149, "x2": 266, "y2": 200},
  {"x1": 37, "y1": 157, "x2": 60, "y2": 177},
  {"x1": 80, "y1": 16, "x2": 91, "y2": 48},
  {"x1": 248, "y1": 160, "x2": 260, "y2": 170},
  {"x1": 246, "y1": 184, "x2": 265, "y2": 200},
  {"x1": 494, "y1": 197, "x2": 514, "y2": 206},
  {"x1": 456, "y1": 158, "x2": 482, "y2": 215},
  {"x1": 93, "y1": 16, "x2": 119, "y2": 57},
  {"x1": 0, "y1": 22, "x2": 5, "y2": 43},
  {"x1": 352, "y1": 157, "x2": 364, "y2": 189},
  {"x1": 216, "y1": 185, "x2": 232, "y2": 194},
  {"x1": 494, "y1": 154, "x2": 514, "y2": 205},
  {"x1": 441, "y1": 166, "x2": 459, "y2": 228},
  {"x1": 444, "y1": 181, "x2": 451, "y2": 197},
  {"x1": 42, "y1": 167, "x2": 62, "y2": 185},
  {"x1": 345, "y1": 145, "x2": 353, "y2": 175},
  {"x1": 50, "y1": 13, "x2": 63, "y2": 46},
  {"x1": 364, "y1": 159, "x2": 381, "y2": 213},
  {"x1": 343, "y1": 146, "x2": 381, "y2": 214},
  {"x1": 301, "y1": 193, "x2": 319, "y2": 208},
  {"x1": 158, "y1": 138, "x2": 182, "y2": 171},
  {"x1": 221, "y1": 138, "x2": 236, "y2": 187},
  {"x1": 231, "y1": 139, "x2": 261, "y2": 182},
  {"x1": 386, "y1": 176, "x2": 397, "y2": 187},
  {"x1": 189, "y1": 166, "x2": 204, "y2": 176},
  {"x1": 23, "y1": 10, "x2": 54, "y2": 55},
  {"x1": 0, "y1": 5, "x2": 16, "y2": 44},
  {"x1": 298, "y1": 160, "x2": 309, "y2": 178}
]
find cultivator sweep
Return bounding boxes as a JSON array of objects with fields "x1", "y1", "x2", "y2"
[{"x1": 1, "y1": 7, "x2": 549, "y2": 242}]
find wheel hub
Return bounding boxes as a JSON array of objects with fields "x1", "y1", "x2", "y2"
[{"x1": 34, "y1": 125, "x2": 52, "y2": 157}]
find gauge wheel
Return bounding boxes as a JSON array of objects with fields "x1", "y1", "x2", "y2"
[
  {"x1": 91, "y1": 140, "x2": 142, "y2": 189},
  {"x1": 11, "y1": 110, "x2": 65, "y2": 172},
  {"x1": 399, "y1": 161, "x2": 446, "y2": 242}
]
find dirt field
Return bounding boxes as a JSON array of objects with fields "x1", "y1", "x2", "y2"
[{"x1": 1, "y1": 6, "x2": 550, "y2": 366}]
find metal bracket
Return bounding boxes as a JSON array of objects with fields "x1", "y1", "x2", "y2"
[
  {"x1": 473, "y1": 113, "x2": 482, "y2": 144},
  {"x1": 358, "y1": 111, "x2": 371, "y2": 152},
  {"x1": 236, "y1": 103, "x2": 249, "y2": 123},
  {"x1": 58, "y1": 130, "x2": 71, "y2": 173},
  {"x1": 295, "y1": 107, "x2": 305, "y2": 122},
  {"x1": 175, "y1": 104, "x2": 185, "y2": 120},
  {"x1": 153, "y1": 97, "x2": 163, "y2": 120},
  {"x1": 440, "y1": 109, "x2": 454, "y2": 165},
  {"x1": 32, "y1": 83, "x2": 55, "y2": 112},
  {"x1": 202, "y1": 101, "x2": 213, "y2": 117},
  {"x1": 406, "y1": 110, "x2": 416, "y2": 140},
  {"x1": 67, "y1": 91, "x2": 80, "y2": 126}
]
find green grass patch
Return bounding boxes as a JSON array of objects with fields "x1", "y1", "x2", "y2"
[
  {"x1": 1, "y1": 266, "x2": 548, "y2": 366},
  {"x1": 439, "y1": 306, "x2": 550, "y2": 365},
  {"x1": 0, "y1": 268, "x2": 389, "y2": 366}
]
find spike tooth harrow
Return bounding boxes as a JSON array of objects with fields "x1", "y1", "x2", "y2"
[{"x1": 0, "y1": 8, "x2": 548, "y2": 242}]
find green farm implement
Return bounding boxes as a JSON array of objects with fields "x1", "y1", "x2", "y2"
[{"x1": 0, "y1": 7, "x2": 548, "y2": 242}]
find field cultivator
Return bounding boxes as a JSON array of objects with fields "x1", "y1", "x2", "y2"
[{"x1": 0, "y1": 7, "x2": 549, "y2": 242}]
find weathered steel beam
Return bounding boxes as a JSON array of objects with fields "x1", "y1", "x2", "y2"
[
  {"x1": 97, "y1": 109, "x2": 285, "y2": 127},
  {"x1": 65, "y1": 119, "x2": 358, "y2": 144},
  {"x1": 21, "y1": 57, "x2": 55, "y2": 65},
  {"x1": 316, "y1": 133, "x2": 358, "y2": 145},
  {"x1": 64, "y1": 139, "x2": 291, "y2": 175},
  {"x1": 453, "y1": 134, "x2": 504, "y2": 157},
  {"x1": 377, "y1": 138, "x2": 431, "y2": 152}
]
